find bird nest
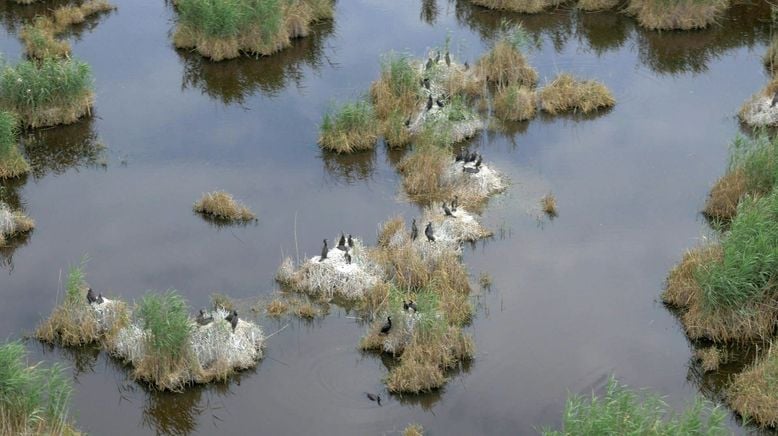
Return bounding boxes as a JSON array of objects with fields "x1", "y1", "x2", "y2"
[
  {"x1": 276, "y1": 238, "x2": 384, "y2": 300},
  {"x1": 361, "y1": 310, "x2": 423, "y2": 355},
  {"x1": 739, "y1": 94, "x2": 778, "y2": 127},
  {"x1": 440, "y1": 159, "x2": 507, "y2": 207},
  {"x1": 422, "y1": 206, "x2": 493, "y2": 243}
]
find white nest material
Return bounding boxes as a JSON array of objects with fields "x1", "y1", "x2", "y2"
[
  {"x1": 0, "y1": 203, "x2": 30, "y2": 241},
  {"x1": 375, "y1": 311, "x2": 420, "y2": 355},
  {"x1": 190, "y1": 308, "x2": 265, "y2": 373},
  {"x1": 739, "y1": 95, "x2": 778, "y2": 127},
  {"x1": 91, "y1": 298, "x2": 127, "y2": 334},
  {"x1": 442, "y1": 159, "x2": 507, "y2": 201},
  {"x1": 422, "y1": 207, "x2": 492, "y2": 243},
  {"x1": 276, "y1": 238, "x2": 384, "y2": 300}
]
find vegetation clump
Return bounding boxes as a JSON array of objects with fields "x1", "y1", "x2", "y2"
[
  {"x1": 172, "y1": 0, "x2": 334, "y2": 61},
  {"x1": 470, "y1": 0, "x2": 563, "y2": 14},
  {"x1": 539, "y1": 73, "x2": 615, "y2": 115},
  {"x1": 0, "y1": 341, "x2": 79, "y2": 435},
  {"x1": 695, "y1": 347, "x2": 724, "y2": 373},
  {"x1": 728, "y1": 343, "x2": 778, "y2": 428},
  {"x1": 476, "y1": 24, "x2": 538, "y2": 87},
  {"x1": 738, "y1": 77, "x2": 778, "y2": 127},
  {"x1": 370, "y1": 52, "x2": 421, "y2": 121},
  {"x1": 0, "y1": 57, "x2": 94, "y2": 128},
  {"x1": 193, "y1": 191, "x2": 256, "y2": 222},
  {"x1": 0, "y1": 203, "x2": 34, "y2": 244},
  {"x1": 265, "y1": 299, "x2": 289, "y2": 316},
  {"x1": 493, "y1": 85, "x2": 536, "y2": 121},
  {"x1": 764, "y1": 37, "x2": 778, "y2": 76},
  {"x1": 0, "y1": 111, "x2": 29, "y2": 180},
  {"x1": 542, "y1": 377, "x2": 726, "y2": 435},
  {"x1": 625, "y1": 0, "x2": 729, "y2": 30},
  {"x1": 541, "y1": 193, "x2": 557, "y2": 217},
  {"x1": 318, "y1": 99, "x2": 379, "y2": 154},
  {"x1": 403, "y1": 423, "x2": 424, "y2": 436},
  {"x1": 577, "y1": 0, "x2": 621, "y2": 11}
]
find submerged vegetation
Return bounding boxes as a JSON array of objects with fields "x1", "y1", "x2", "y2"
[
  {"x1": 193, "y1": 191, "x2": 256, "y2": 222},
  {"x1": 542, "y1": 377, "x2": 726, "y2": 435},
  {"x1": 0, "y1": 57, "x2": 94, "y2": 128},
  {"x1": 0, "y1": 341, "x2": 78, "y2": 435},
  {"x1": 173, "y1": 0, "x2": 334, "y2": 61},
  {"x1": 539, "y1": 73, "x2": 615, "y2": 115},
  {"x1": 0, "y1": 111, "x2": 29, "y2": 179},
  {"x1": 318, "y1": 99, "x2": 379, "y2": 153}
]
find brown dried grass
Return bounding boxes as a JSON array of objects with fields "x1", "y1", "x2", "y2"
[
  {"x1": 694, "y1": 347, "x2": 723, "y2": 372},
  {"x1": 625, "y1": 0, "x2": 729, "y2": 30},
  {"x1": 703, "y1": 169, "x2": 747, "y2": 222},
  {"x1": 266, "y1": 299, "x2": 289, "y2": 316},
  {"x1": 493, "y1": 85, "x2": 536, "y2": 121},
  {"x1": 539, "y1": 73, "x2": 615, "y2": 115},
  {"x1": 397, "y1": 141, "x2": 449, "y2": 203},
  {"x1": 578, "y1": 0, "x2": 621, "y2": 10},
  {"x1": 403, "y1": 423, "x2": 424, "y2": 436},
  {"x1": 193, "y1": 191, "x2": 255, "y2": 221},
  {"x1": 728, "y1": 343, "x2": 778, "y2": 428},
  {"x1": 476, "y1": 41, "x2": 538, "y2": 87},
  {"x1": 541, "y1": 193, "x2": 557, "y2": 216},
  {"x1": 470, "y1": 0, "x2": 563, "y2": 13}
]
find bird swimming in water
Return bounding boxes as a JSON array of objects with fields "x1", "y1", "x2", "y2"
[
  {"x1": 226, "y1": 310, "x2": 238, "y2": 332},
  {"x1": 425, "y1": 222, "x2": 435, "y2": 242},
  {"x1": 337, "y1": 234, "x2": 347, "y2": 251},
  {"x1": 196, "y1": 309, "x2": 213, "y2": 326},
  {"x1": 96, "y1": 293, "x2": 104, "y2": 304},
  {"x1": 320, "y1": 239, "x2": 328, "y2": 262},
  {"x1": 451, "y1": 195, "x2": 458, "y2": 212},
  {"x1": 345, "y1": 253, "x2": 352, "y2": 264},
  {"x1": 426, "y1": 95, "x2": 433, "y2": 111},
  {"x1": 348, "y1": 234, "x2": 354, "y2": 248},
  {"x1": 366, "y1": 392, "x2": 382, "y2": 406},
  {"x1": 474, "y1": 153, "x2": 482, "y2": 168},
  {"x1": 443, "y1": 202, "x2": 453, "y2": 217},
  {"x1": 411, "y1": 218, "x2": 418, "y2": 241},
  {"x1": 445, "y1": 51, "x2": 450, "y2": 67},
  {"x1": 380, "y1": 316, "x2": 392, "y2": 334},
  {"x1": 771, "y1": 91, "x2": 778, "y2": 108},
  {"x1": 422, "y1": 78, "x2": 430, "y2": 90},
  {"x1": 86, "y1": 287, "x2": 97, "y2": 304},
  {"x1": 436, "y1": 98, "x2": 444, "y2": 108},
  {"x1": 425, "y1": 58, "x2": 433, "y2": 70}
]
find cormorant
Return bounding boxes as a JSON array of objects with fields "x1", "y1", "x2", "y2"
[
  {"x1": 366, "y1": 392, "x2": 382, "y2": 406},
  {"x1": 196, "y1": 309, "x2": 213, "y2": 326},
  {"x1": 320, "y1": 239, "x2": 328, "y2": 262},
  {"x1": 425, "y1": 58, "x2": 433, "y2": 70},
  {"x1": 464, "y1": 167, "x2": 480, "y2": 174},
  {"x1": 435, "y1": 52, "x2": 440, "y2": 63},
  {"x1": 226, "y1": 310, "x2": 238, "y2": 332},
  {"x1": 337, "y1": 234, "x2": 347, "y2": 251},
  {"x1": 451, "y1": 195, "x2": 458, "y2": 212},
  {"x1": 771, "y1": 91, "x2": 778, "y2": 108},
  {"x1": 405, "y1": 116, "x2": 411, "y2": 127},
  {"x1": 86, "y1": 287, "x2": 97, "y2": 304},
  {"x1": 345, "y1": 253, "x2": 352, "y2": 265},
  {"x1": 443, "y1": 202, "x2": 453, "y2": 217},
  {"x1": 445, "y1": 51, "x2": 450, "y2": 67},
  {"x1": 403, "y1": 300, "x2": 417, "y2": 312},
  {"x1": 348, "y1": 234, "x2": 354, "y2": 248},
  {"x1": 426, "y1": 95, "x2": 433, "y2": 111},
  {"x1": 411, "y1": 218, "x2": 418, "y2": 241},
  {"x1": 422, "y1": 78, "x2": 430, "y2": 90},
  {"x1": 425, "y1": 222, "x2": 435, "y2": 242},
  {"x1": 380, "y1": 316, "x2": 392, "y2": 334},
  {"x1": 96, "y1": 293, "x2": 104, "y2": 304},
  {"x1": 474, "y1": 153, "x2": 482, "y2": 168},
  {"x1": 464, "y1": 61, "x2": 469, "y2": 71},
  {"x1": 455, "y1": 150, "x2": 465, "y2": 162},
  {"x1": 436, "y1": 98, "x2": 444, "y2": 108}
]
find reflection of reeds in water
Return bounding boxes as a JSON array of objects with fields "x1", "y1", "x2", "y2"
[
  {"x1": 420, "y1": 0, "x2": 438, "y2": 24},
  {"x1": 22, "y1": 117, "x2": 105, "y2": 180},
  {"x1": 321, "y1": 148, "x2": 377, "y2": 184}
]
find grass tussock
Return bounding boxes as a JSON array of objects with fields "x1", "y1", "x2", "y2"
[
  {"x1": 53, "y1": 0, "x2": 115, "y2": 27},
  {"x1": 704, "y1": 134, "x2": 778, "y2": 222},
  {"x1": 625, "y1": 0, "x2": 729, "y2": 31},
  {"x1": 193, "y1": 191, "x2": 255, "y2": 221},
  {"x1": 539, "y1": 73, "x2": 615, "y2": 115},
  {"x1": 0, "y1": 112, "x2": 29, "y2": 180},
  {"x1": 694, "y1": 347, "x2": 724, "y2": 373},
  {"x1": 20, "y1": 1, "x2": 115, "y2": 59},
  {"x1": 728, "y1": 343, "x2": 778, "y2": 428},
  {"x1": 376, "y1": 216, "x2": 405, "y2": 248},
  {"x1": 764, "y1": 37, "x2": 778, "y2": 76},
  {"x1": 0, "y1": 203, "x2": 34, "y2": 244},
  {"x1": 493, "y1": 85, "x2": 536, "y2": 121},
  {"x1": 382, "y1": 109, "x2": 414, "y2": 148},
  {"x1": 403, "y1": 423, "x2": 424, "y2": 436},
  {"x1": 0, "y1": 57, "x2": 94, "y2": 128},
  {"x1": 542, "y1": 377, "x2": 727, "y2": 435},
  {"x1": 476, "y1": 25, "x2": 537, "y2": 87},
  {"x1": 470, "y1": 0, "x2": 563, "y2": 14},
  {"x1": 294, "y1": 302, "x2": 318, "y2": 319},
  {"x1": 266, "y1": 299, "x2": 288, "y2": 316},
  {"x1": 396, "y1": 130, "x2": 450, "y2": 202},
  {"x1": 541, "y1": 193, "x2": 557, "y2": 217},
  {"x1": 173, "y1": 0, "x2": 334, "y2": 61},
  {"x1": 319, "y1": 99, "x2": 379, "y2": 154},
  {"x1": 578, "y1": 0, "x2": 621, "y2": 11},
  {"x1": 370, "y1": 52, "x2": 421, "y2": 120},
  {"x1": 0, "y1": 341, "x2": 78, "y2": 435}
]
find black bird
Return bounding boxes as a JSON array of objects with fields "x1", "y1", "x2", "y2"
[
  {"x1": 337, "y1": 234, "x2": 347, "y2": 251},
  {"x1": 474, "y1": 153, "x2": 482, "y2": 168},
  {"x1": 443, "y1": 202, "x2": 453, "y2": 217},
  {"x1": 464, "y1": 167, "x2": 480, "y2": 174},
  {"x1": 345, "y1": 253, "x2": 352, "y2": 264},
  {"x1": 380, "y1": 316, "x2": 392, "y2": 334},
  {"x1": 403, "y1": 300, "x2": 417, "y2": 312},
  {"x1": 348, "y1": 234, "x2": 354, "y2": 248},
  {"x1": 771, "y1": 91, "x2": 778, "y2": 108},
  {"x1": 436, "y1": 98, "x2": 444, "y2": 108},
  {"x1": 466, "y1": 152, "x2": 476, "y2": 163},
  {"x1": 451, "y1": 195, "x2": 458, "y2": 212},
  {"x1": 96, "y1": 293, "x2": 104, "y2": 304},
  {"x1": 411, "y1": 218, "x2": 418, "y2": 241},
  {"x1": 425, "y1": 222, "x2": 435, "y2": 242},
  {"x1": 422, "y1": 78, "x2": 430, "y2": 90},
  {"x1": 426, "y1": 95, "x2": 433, "y2": 111},
  {"x1": 196, "y1": 309, "x2": 213, "y2": 326},
  {"x1": 455, "y1": 150, "x2": 465, "y2": 162},
  {"x1": 86, "y1": 287, "x2": 97, "y2": 304},
  {"x1": 226, "y1": 310, "x2": 238, "y2": 332},
  {"x1": 425, "y1": 58, "x2": 433, "y2": 70},
  {"x1": 404, "y1": 116, "x2": 411, "y2": 127},
  {"x1": 464, "y1": 61, "x2": 470, "y2": 71},
  {"x1": 435, "y1": 52, "x2": 440, "y2": 63},
  {"x1": 445, "y1": 51, "x2": 450, "y2": 67},
  {"x1": 320, "y1": 239, "x2": 328, "y2": 261},
  {"x1": 366, "y1": 392, "x2": 382, "y2": 406}
]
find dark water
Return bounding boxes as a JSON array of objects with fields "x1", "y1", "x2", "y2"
[{"x1": 0, "y1": 0, "x2": 772, "y2": 434}]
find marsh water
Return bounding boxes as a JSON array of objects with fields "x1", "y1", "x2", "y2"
[{"x1": 0, "y1": 0, "x2": 773, "y2": 434}]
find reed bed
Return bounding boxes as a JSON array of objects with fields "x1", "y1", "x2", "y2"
[
  {"x1": 0, "y1": 112, "x2": 29, "y2": 180},
  {"x1": 542, "y1": 377, "x2": 726, "y2": 435},
  {"x1": 318, "y1": 99, "x2": 379, "y2": 153},
  {"x1": 0, "y1": 203, "x2": 34, "y2": 244},
  {"x1": 538, "y1": 73, "x2": 615, "y2": 115},
  {"x1": 173, "y1": 0, "x2": 333, "y2": 61},
  {"x1": 370, "y1": 52, "x2": 421, "y2": 120},
  {"x1": 625, "y1": 0, "x2": 729, "y2": 30},
  {"x1": 577, "y1": 0, "x2": 621, "y2": 11},
  {"x1": 728, "y1": 343, "x2": 778, "y2": 428},
  {"x1": 0, "y1": 57, "x2": 94, "y2": 128},
  {"x1": 470, "y1": 0, "x2": 563, "y2": 14},
  {"x1": 765, "y1": 37, "x2": 778, "y2": 76},
  {"x1": 493, "y1": 84, "x2": 536, "y2": 121},
  {"x1": 476, "y1": 25, "x2": 537, "y2": 87},
  {"x1": 193, "y1": 191, "x2": 256, "y2": 222}
]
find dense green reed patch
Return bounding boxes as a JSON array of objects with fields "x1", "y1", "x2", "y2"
[
  {"x1": 626, "y1": 0, "x2": 729, "y2": 30},
  {"x1": 542, "y1": 377, "x2": 727, "y2": 435},
  {"x1": 370, "y1": 52, "x2": 421, "y2": 119},
  {"x1": 0, "y1": 341, "x2": 77, "y2": 435},
  {"x1": 173, "y1": 0, "x2": 333, "y2": 61},
  {"x1": 0, "y1": 111, "x2": 29, "y2": 179},
  {"x1": 318, "y1": 99, "x2": 379, "y2": 153},
  {"x1": 136, "y1": 290, "x2": 194, "y2": 385},
  {"x1": 0, "y1": 57, "x2": 94, "y2": 128}
]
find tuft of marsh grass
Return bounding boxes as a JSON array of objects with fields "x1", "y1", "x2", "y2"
[
  {"x1": 476, "y1": 25, "x2": 538, "y2": 87},
  {"x1": 396, "y1": 127, "x2": 452, "y2": 202},
  {"x1": 0, "y1": 341, "x2": 77, "y2": 435},
  {"x1": 625, "y1": 0, "x2": 729, "y2": 30},
  {"x1": 382, "y1": 109, "x2": 414, "y2": 149},
  {"x1": 210, "y1": 292, "x2": 235, "y2": 311},
  {"x1": 538, "y1": 73, "x2": 615, "y2": 115},
  {"x1": 193, "y1": 191, "x2": 255, "y2": 222},
  {"x1": 577, "y1": 0, "x2": 621, "y2": 11},
  {"x1": 470, "y1": 0, "x2": 563, "y2": 14},
  {"x1": 318, "y1": 99, "x2": 379, "y2": 154},
  {"x1": 728, "y1": 342, "x2": 778, "y2": 428},
  {"x1": 403, "y1": 423, "x2": 424, "y2": 436},
  {"x1": 294, "y1": 302, "x2": 318, "y2": 319},
  {"x1": 493, "y1": 84, "x2": 536, "y2": 121},
  {"x1": 541, "y1": 193, "x2": 557, "y2": 217},
  {"x1": 765, "y1": 37, "x2": 778, "y2": 76},
  {"x1": 0, "y1": 112, "x2": 29, "y2": 180},
  {"x1": 266, "y1": 299, "x2": 288, "y2": 316},
  {"x1": 694, "y1": 347, "x2": 724, "y2": 373},
  {"x1": 0, "y1": 203, "x2": 34, "y2": 245},
  {"x1": 370, "y1": 52, "x2": 421, "y2": 120},
  {"x1": 542, "y1": 377, "x2": 727, "y2": 435},
  {"x1": 0, "y1": 57, "x2": 94, "y2": 128}
]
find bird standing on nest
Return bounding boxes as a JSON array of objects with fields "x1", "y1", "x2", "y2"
[
  {"x1": 475, "y1": 153, "x2": 482, "y2": 168},
  {"x1": 422, "y1": 78, "x2": 430, "y2": 90},
  {"x1": 226, "y1": 310, "x2": 239, "y2": 332},
  {"x1": 348, "y1": 234, "x2": 354, "y2": 249},
  {"x1": 380, "y1": 316, "x2": 392, "y2": 334},
  {"x1": 337, "y1": 234, "x2": 347, "y2": 251},
  {"x1": 96, "y1": 293, "x2": 104, "y2": 304},
  {"x1": 411, "y1": 218, "x2": 418, "y2": 241},
  {"x1": 320, "y1": 239, "x2": 328, "y2": 262},
  {"x1": 436, "y1": 98, "x2": 444, "y2": 108},
  {"x1": 451, "y1": 195, "x2": 459, "y2": 212},
  {"x1": 425, "y1": 222, "x2": 435, "y2": 242},
  {"x1": 197, "y1": 309, "x2": 213, "y2": 326},
  {"x1": 86, "y1": 288, "x2": 97, "y2": 304},
  {"x1": 771, "y1": 91, "x2": 778, "y2": 108},
  {"x1": 464, "y1": 61, "x2": 469, "y2": 70},
  {"x1": 445, "y1": 51, "x2": 450, "y2": 67},
  {"x1": 443, "y1": 202, "x2": 454, "y2": 217},
  {"x1": 426, "y1": 95, "x2": 433, "y2": 111}
]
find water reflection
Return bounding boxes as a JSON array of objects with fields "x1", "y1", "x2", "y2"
[
  {"x1": 179, "y1": 20, "x2": 335, "y2": 104},
  {"x1": 420, "y1": 0, "x2": 439, "y2": 25},
  {"x1": 0, "y1": 0, "x2": 114, "y2": 39},
  {"x1": 21, "y1": 118, "x2": 106, "y2": 180},
  {"x1": 321, "y1": 148, "x2": 377, "y2": 185},
  {"x1": 576, "y1": 11, "x2": 631, "y2": 56}
]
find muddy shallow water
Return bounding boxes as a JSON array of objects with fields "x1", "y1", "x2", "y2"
[{"x1": 0, "y1": 0, "x2": 773, "y2": 434}]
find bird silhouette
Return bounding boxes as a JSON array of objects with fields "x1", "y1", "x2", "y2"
[
  {"x1": 86, "y1": 287, "x2": 97, "y2": 304},
  {"x1": 425, "y1": 58, "x2": 433, "y2": 70},
  {"x1": 475, "y1": 153, "x2": 482, "y2": 168},
  {"x1": 445, "y1": 51, "x2": 450, "y2": 66},
  {"x1": 96, "y1": 293, "x2": 104, "y2": 304},
  {"x1": 403, "y1": 300, "x2": 417, "y2": 312},
  {"x1": 366, "y1": 392, "x2": 382, "y2": 406},
  {"x1": 345, "y1": 253, "x2": 352, "y2": 264},
  {"x1": 426, "y1": 95, "x2": 433, "y2": 111},
  {"x1": 226, "y1": 310, "x2": 239, "y2": 332},
  {"x1": 320, "y1": 239, "x2": 328, "y2": 262},
  {"x1": 436, "y1": 98, "x2": 444, "y2": 108},
  {"x1": 380, "y1": 316, "x2": 392, "y2": 334},
  {"x1": 196, "y1": 309, "x2": 213, "y2": 326},
  {"x1": 455, "y1": 150, "x2": 465, "y2": 162},
  {"x1": 464, "y1": 61, "x2": 470, "y2": 70},
  {"x1": 404, "y1": 116, "x2": 411, "y2": 127},
  {"x1": 425, "y1": 222, "x2": 435, "y2": 242},
  {"x1": 337, "y1": 234, "x2": 347, "y2": 251},
  {"x1": 348, "y1": 234, "x2": 354, "y2": 248},
  {"x1": 411, "y1": 218, "x2": 418, "y2": 241},
  {"x1": 451, "y1": 195, "x2": 458, "y2": 212},
  {"x1": 422, "y1": 78, "x2": 430, "y2": 90},
  {"x1": 771, "y1": 91, "x2": 778, "y2": 108},
  {"x1": 443, "y1": 202, "x2": 453, "y2": 217}
]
